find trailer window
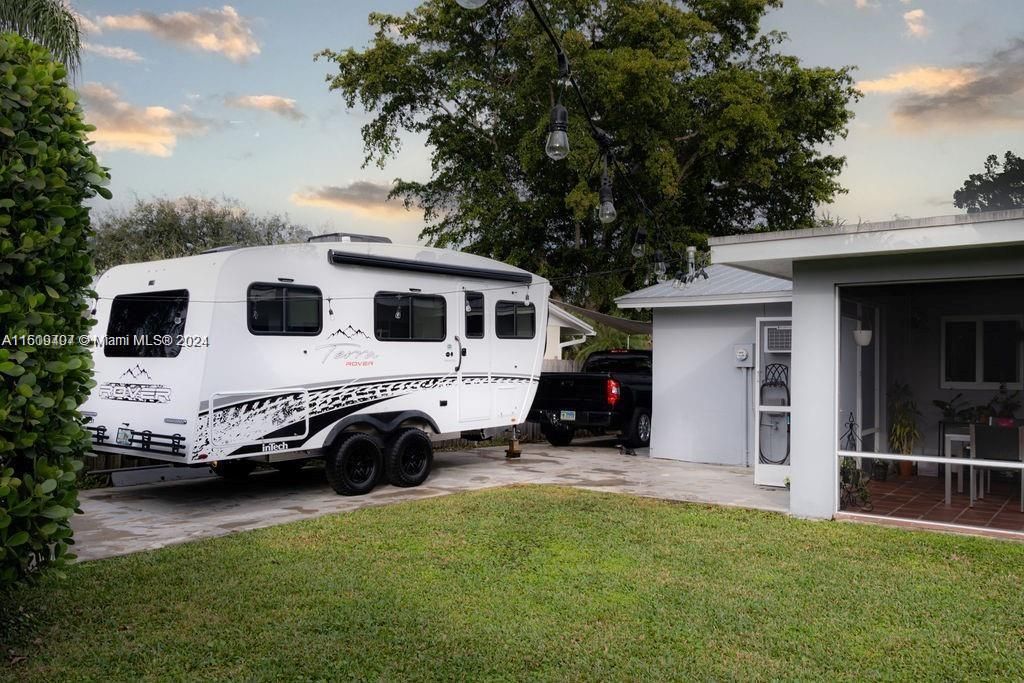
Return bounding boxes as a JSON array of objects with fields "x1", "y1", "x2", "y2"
[
  {"x1": 495, "y1": 301, "x2": 535, "y2": 339},
  {"x1": 374, "y1": 292, "x2": 446, "y2": 341},
  {"x1": 105, "y1": 290, "x2": 189, "y2": 357},
  {"x1": 247, "y1": 283, "x2": 322, "y2": 336},
  {"x1": 465, "y1": 291, "x2": 484, "y2": 338}
]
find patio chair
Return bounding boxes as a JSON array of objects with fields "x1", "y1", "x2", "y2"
[{"x1": 968, "y1": 424, "x2": 1024, "y2": 512}]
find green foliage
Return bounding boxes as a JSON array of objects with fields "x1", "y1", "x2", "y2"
[
  {"x1": 569, "y1": 320, "x2": 649, "y2": 360},
  {"x1": 0, "y1": 1, "x2": 82, "y2": 75},
  {"x1": 887, "y1": 382, "x2": 921, "y2": 456},
  {"x1": 318, "y1": 0, "x2": 859, "y2": 310},
  {"x1": 953, "y1": 151, "x2": 1024, "y2": 213},
  {"x1": 0, "y1": 33, "x2": 108, "y2": 587},
  {"x1": 91, "y1": 196, "x2": 313, "y2": 271}
]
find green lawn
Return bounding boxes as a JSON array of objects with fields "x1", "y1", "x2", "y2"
[{"x1": 4, "y1": 486, "x2": 1024, "y2": 681}]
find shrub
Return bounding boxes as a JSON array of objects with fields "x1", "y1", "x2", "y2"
[{"x1": 0, "y1": 33, "x2": 109, "y2": 587}]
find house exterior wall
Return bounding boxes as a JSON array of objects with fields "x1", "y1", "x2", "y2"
[
  {"x1": 790, "y1": 246, "x2": 1024, "y2": 519},
  {"x1": 651, "y1": 302, "x2": 790, "y2": 465}
]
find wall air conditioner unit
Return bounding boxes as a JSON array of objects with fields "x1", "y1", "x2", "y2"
[{"x1": 763, "y1": 325, "x2": 792, "y2": 354}]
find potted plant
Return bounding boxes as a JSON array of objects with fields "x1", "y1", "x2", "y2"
[
  {"x1": 840, "y1": 456, "x2": 872, "y2": 510},
  {"x1": 932, "y1": 393, "x2": 967, "y2": 423},
  {"x1": 988, "y1": 384, "x2": 1021, "y2": 426},
  {"x1": 888, "y1": 382, "x2": 921, "y2": 478}
]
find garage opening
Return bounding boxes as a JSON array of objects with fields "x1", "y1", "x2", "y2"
[{"x1": 836, "y1": 277, "x2": 1024, "y2": 536}]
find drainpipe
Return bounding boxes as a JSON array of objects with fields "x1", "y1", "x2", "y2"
[{"x1": 744, "y1": 366, "x2": 752, "y2": 468}]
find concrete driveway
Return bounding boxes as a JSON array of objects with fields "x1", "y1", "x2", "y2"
[{"x1": 73, "y1": 439, "x2": 789, "y2": 561}]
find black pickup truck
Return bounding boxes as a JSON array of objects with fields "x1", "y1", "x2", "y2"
[{"x1": 527, "y1": 350, "x2": 653, "y2": 448}]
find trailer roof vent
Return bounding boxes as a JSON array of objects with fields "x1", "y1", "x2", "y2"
[{"x1": 307, "y1": 232, "x2": 392, "y2": 244}]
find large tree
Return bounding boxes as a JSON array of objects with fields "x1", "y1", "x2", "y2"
[
  {"x1": 953, "y1": 151, "x2": 1024, "y2": 214},
  {"x1": 319, "y1": 0, "x2": 858, "y2": 310},
  {"x1": 91, "y1": 196, "x2": 312, "y2": 272},
  {"x1": 0, "y1": 0, "x2": 82, "y2": 74}
]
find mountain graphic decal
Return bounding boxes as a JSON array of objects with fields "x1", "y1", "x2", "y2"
[
  {"x1": 327, "y1": 325, "x2": 370, "y2": 340},
  {"x1": 119, "y1": 364, "x2": 153, "y2": 381}
]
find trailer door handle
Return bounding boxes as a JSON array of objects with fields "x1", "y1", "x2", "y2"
[{"x1": 454, "y1": 335, "x2": 464, "y2": 372}]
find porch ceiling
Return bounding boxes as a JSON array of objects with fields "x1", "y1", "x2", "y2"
[{"x1": 709, "y1": 210, "x2": 1024, "y2": 278}]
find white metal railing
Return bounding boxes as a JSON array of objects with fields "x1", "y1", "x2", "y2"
[{"x1": 836, "y1": 449, "x2": 1024, "y2": 470}]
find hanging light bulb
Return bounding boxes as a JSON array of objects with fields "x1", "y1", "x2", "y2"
[
  {"x1": 631, "y1": 227, "x2": 647, "y2": 258},
  {"x1": 654, "y1": 250, "x2": 667, "y2": 276},
  {"x1": 545, "y1": 103, "x2": 569, "y2": 161},
  {"x1": 455, "y1": 0, "x2": 489, "y2": 8},
  {"x1": 598, "y1": 169, "x2": 616, "y2": 224}
]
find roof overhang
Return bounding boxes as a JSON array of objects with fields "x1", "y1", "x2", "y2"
[
  {"x1": 710, "y1": 210, "x2": 1024, "y2": 278},
  {"x1": 616, "y1": 291, "x2": 791, "y2": 310},
  {"x1": 548, "y1": 303, "x2": 596, "y2": 336}
]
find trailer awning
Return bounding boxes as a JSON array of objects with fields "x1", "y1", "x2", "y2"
[{"x1": 327, "y1": 249, "x2": 533, "y2": 284}]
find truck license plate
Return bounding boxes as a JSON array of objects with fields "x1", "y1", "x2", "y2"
[
  {"x1": 559, "y1": 410, "x2": 576, "y2": 422},
  {"x1": 116, "y1": 428, "x2": 132, "y2": 446}
]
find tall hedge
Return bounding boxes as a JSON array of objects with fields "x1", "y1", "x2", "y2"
[{"x1": 0, "y1": 33, "x2": 109, "y2": 587}]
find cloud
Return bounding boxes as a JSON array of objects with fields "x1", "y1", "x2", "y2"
[
  {"x1": 224, "y1": 95, "x2": 304, "y2": 121},
  {"x1": 865, "y1": 40, "x2": 1024, "y2": 128},
  {"x1": 98, "y1": 5, "x2": 259, "y2": 62},
  {"x1": 80, "y1": 83, "x2": 213, "y2": 157},
  {"x1": 74, "y1": 12, "x2": 103, "y2": 35},
  {"x1": 83, "y1": 43, "x2": 144, "y2": 62},
  {"x1": 858, "y1": 67, "x2": 977, "y2": 95},
  {"x1": 854, "y1": 0, "x2": 878, "y2": 9},
  {"x1": 903, "y1": 9, "x2": 929, "y2": 38},
  {"x1": 290, "y1": 182, "x2": 414, "y2": 218}
]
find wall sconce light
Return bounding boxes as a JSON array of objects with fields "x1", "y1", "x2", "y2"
[{"x1": 853, "y1": 328, "x2": 873, "y2": 347}]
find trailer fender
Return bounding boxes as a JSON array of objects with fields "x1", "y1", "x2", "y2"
[{"x1": 323, "y1": 410, "x2": 440, "y2": 450}]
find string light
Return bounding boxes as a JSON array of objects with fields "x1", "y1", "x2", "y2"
[
  {"x1": 455, "y1": 0, "x2": 662, "y2": 262},
  {"x1": 598, "y1": 156, "x2": 616, "y2": 224},
  {"x1": 545, "y1": 103, "x2": 569, "y2": 161}
]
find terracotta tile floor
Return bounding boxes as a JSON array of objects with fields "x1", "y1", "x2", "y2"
[{"x1": 844, "y1": 472, "x2": 1024, "y2": 533}]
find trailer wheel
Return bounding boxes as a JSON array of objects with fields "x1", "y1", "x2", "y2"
[
  {"x1": 325, "y1": 433, "x2": 383, "y2": 496},
  {"x1": 212, "y1": 458, "x2": 255, "y2": 481},
  {"x1": 542, "y1": 424, "x2": 575, "y2": 447},
  {"x1": 385, "y1": 428, "x2": 433, "y2": 487},
  {"x1": 623, "y1": 408, "x2": 652, "y2": 448}
]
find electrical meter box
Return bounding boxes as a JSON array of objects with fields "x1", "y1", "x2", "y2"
[{"x1": 733, "y1": 343, "x2": 754, "y2": 368}]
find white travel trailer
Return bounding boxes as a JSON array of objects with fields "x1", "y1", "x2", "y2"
[{"x1": 82, "y1": 236, "x2": 550, "y2": 495}]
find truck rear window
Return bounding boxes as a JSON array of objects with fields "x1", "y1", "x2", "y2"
[
  {"x1": 104, "y1": 290, "x2": 189, "y2": 358},
  {"x1": 583, "y1": 355, "x2": 652, "y2": 374}
]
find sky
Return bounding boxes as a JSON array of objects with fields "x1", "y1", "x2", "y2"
[{"x1": 71, "y1": 0, "x2": 1024, "y2": 242}]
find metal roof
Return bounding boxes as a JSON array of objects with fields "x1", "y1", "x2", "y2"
[{"x1": 616, "y1": 264, "x2": 792, "y2": 309}]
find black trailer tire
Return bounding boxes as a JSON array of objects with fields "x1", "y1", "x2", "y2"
[
  {"x1": 543, "y1": 424, "x2": 575, "y2": 447},
  {"x1": 325, "y1": 433, "x2": 383, "y2": 496},
  {"x1": 623, "y1": 408, "x2": 652, "y2": 448},
  {"x1": 385, "y1": 428, "x2": 433, "y2": 487},
  {"x1": 212, "y1": 458, "x2": 256, "y2": 481}
]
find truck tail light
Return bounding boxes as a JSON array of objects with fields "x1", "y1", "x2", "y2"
[{"x1": 606, "y1": 378, "x2": 621, "y2": 408}]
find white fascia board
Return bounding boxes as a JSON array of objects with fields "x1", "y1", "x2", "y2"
[
  {"x1": 616, "y1": 293, "x2": 792, "y2": 310},
  {"x1": 711, "y1": 216, "x2": 1024, "y2": 279}
]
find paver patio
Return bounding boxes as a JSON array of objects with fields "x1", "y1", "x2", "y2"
[{"x1": 72, "y1": 438, "x2": 788, "y2": 560}]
